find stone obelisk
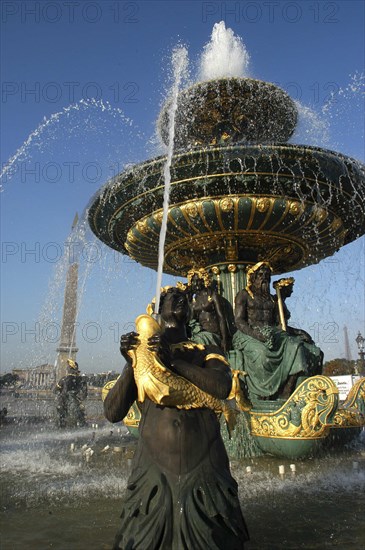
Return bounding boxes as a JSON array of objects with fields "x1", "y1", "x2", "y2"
[
  {"x1": 343, "y1": 325, "x2": 352, "y2": 361},
  {"x1": 55, "y1": 213, "x2": 79, "y2": 380}
]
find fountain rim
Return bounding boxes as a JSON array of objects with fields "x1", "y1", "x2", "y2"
[
  {"x1": 87, "y1": 142, "x2": 365, "y2": 273},
  {"x1": 87, "y1": 141, "x2": 365, "y2": 209}
]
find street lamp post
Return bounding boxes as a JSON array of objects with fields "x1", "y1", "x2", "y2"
[{"x1": 355, "y1": 331, "x2": 365, "y2": 376}]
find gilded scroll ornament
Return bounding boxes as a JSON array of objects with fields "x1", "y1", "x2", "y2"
[
  {"x1": 332, "y1": 408, "x2": 365, "y2": 428},
  {"x1": 332, "y1": 377, "x2": 365, "y2": 428},
  {"x1": 342, "y1": 377, "x2": 365, "y2": 411},
  {"x1": 101, "y1": 378, "x2": 119, "y2": 402},
  {"x1": 250, "y1": 376, "x2": 339, "y2": 439}
]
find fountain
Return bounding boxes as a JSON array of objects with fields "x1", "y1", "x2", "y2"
[
  {"x1": 88, "y1": 29, "x2": 365, "y2": 459},
  {"x1": 54, "y1": 359, "x2": 88, "y2": 428},
  {"x1": 2, "y1": 21, "x2": 365, "y2": 550}
]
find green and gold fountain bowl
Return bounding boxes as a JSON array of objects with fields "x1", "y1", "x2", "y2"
[{"x1": 88, "y1": 143, "x2": 365, "y2": 275}]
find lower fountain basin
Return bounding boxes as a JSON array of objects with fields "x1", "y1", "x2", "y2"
[{"x1": 1, "y1": 420, "x2": 364, "y2": 549}]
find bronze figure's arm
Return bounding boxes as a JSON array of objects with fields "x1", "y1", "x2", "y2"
[
  {"x1": 212, "y1": 291, "x2": 230, "y2": 352},
  {"x1": 103, "y1": 364, "x2": 137, "y2": 422},
  {"x1": 104, "y1": 331, "x2": 139, "y2": 422}
]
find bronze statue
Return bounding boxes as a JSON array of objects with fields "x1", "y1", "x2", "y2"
[
  {"x1": 233, "y1": 262, "x2": 321, "y2": 400},
  {"x1": 273, "y1": 277, "x2": 323, "y2": 370},
  {"x1": 104, "y1": 287, "x2": 249, "y2": 549},
  {"x1": 54, "y1": 359, "x2": 87, "y2": 427},
  {"x1": 184, "y1": 268, "x2": 232, "y2": 353}
]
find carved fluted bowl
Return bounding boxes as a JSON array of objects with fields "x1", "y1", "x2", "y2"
[{"x1": 88, "y1": 143, "x2": 365, "y2": 276}]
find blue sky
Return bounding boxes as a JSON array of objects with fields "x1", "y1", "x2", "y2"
[{"x1": 1, "y1": 0, "x2": 364, "y2": 373}]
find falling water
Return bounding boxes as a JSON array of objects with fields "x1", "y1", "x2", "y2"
[
  {"x1": 291, "y1": 101, "x2": 331, "y2": 147},
  {"x1": 321, "y1": 71, "x2": 365, "y2": 155},
  {"x1": 154, "y1": 23, "x2": 250, "y2": 310},
  {"x1": 0, "y1": 98, "x2": 134, "y2": 187},
  {"x1": 322, "y1": 71, "x2": 365, "y2": 116},
  {"x1": 198, "y1": 20, "x2": 250, "y2": 81},
  {"x1": 35, "y1": 213, "x2": 93, "y2": 369},
  {"x1": 154, "y1": 47, "x2": 189, "y2": 313}
]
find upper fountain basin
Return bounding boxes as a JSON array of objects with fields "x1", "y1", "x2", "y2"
[{"x1": 157, "y1": 77, "x2": 298, "y2": 148}]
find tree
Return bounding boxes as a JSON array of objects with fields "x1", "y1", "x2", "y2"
[{"x1": 322, "y1": 358, "x2": 356, "y2": 376}]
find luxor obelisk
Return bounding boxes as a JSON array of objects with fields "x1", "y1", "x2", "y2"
[{"x1": 55, "y1": 213, "x2": 79, "y2": 380}]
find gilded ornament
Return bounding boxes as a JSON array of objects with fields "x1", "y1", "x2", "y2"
[
  {"x1": 136, "y1": 219, "x2": 148, "y2": 234},
  {"x1": 331, "y1": 218, "x2": 342, "y2": 231},
  {"x1": 225, "y1": 238, "x2": 238, "y2": 261},
  {"x1": 332, "y1": 408, "x2": 365, "y2": 428},
  {"x1": 184, "y1": 202, "x2": 199, "y2": 217},
  {"x1": 227, "y1": 370, "x2": 251, "y2": 412},
  {"x1": 124, "y1": 402, "x2": 141, "y2": 428},
  {"x1": 170, "y1": 341, "x2": 205, "y2": 352},
  {"x1": 211, "y1": 266, "x2": 221, "y2": 275},
  {"x1": 101, "y1": 378, "x2": 119, "y2": 402},
  {"x1": 343, "y1": 377, "x2": 365, "y2": 409},
  {"x1": 126, "y1": 230, "x2": 137, "y2": 243},
  {"x1": 288, "y1": 201, "x2": 303, "y2": 215},
  {"x1": 273, "y1": 277, "x2": 295, "y2": 290},
  {"x1": 118, "y1": 189, "x2": 344, "y2": 276},
  {"x1": 205, "y1": 353, "x2": 229, "y2": 364},
  {"x1": 187, "y1": 267, "x2": 211, "y2": 288},
  {"x1": 154, "y1": 211, "x2": 163, "y2": 223},
  {"x1": 314, "y1": 207, "x2": 327, "y2": 223},
  {"x1": 331, "y1": 377, "x2": 365, "y2": 428},
  {"x1": 250, "y1": 376, "x2": 339, "y2": 439},
  {"x1": 176, "y1": 281, "x2": 188, "y2": 292},
  {"x1": 220, "y1": 197, "x2": 235, "y2": 212},
  {"x1": 256, "y1": 197, "x2": 271, "y2": 213}
]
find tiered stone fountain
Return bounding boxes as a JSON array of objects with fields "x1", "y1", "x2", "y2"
[{"x1": 89, "y1": 75, "x2": 365, "y2": 458}]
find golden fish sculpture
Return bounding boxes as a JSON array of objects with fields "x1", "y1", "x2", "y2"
[{"x1": 128, "y1": 315, "x2": 250, "y2": 432}]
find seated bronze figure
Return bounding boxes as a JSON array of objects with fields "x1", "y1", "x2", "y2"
[{"x1": 233, "y1": 262, "x2": 323, "y2": 400}]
